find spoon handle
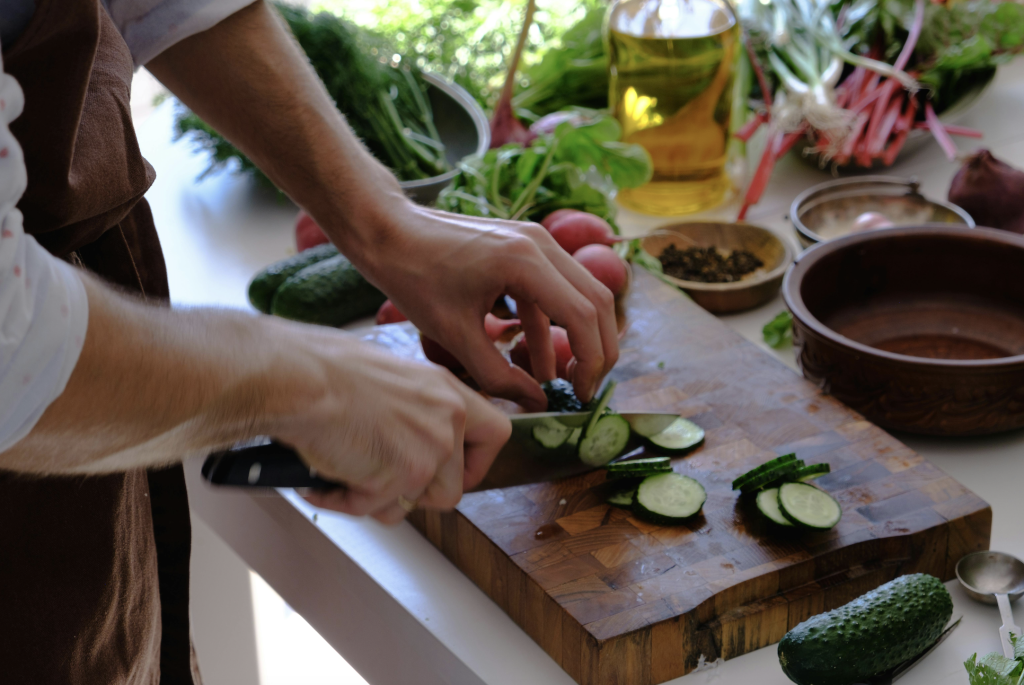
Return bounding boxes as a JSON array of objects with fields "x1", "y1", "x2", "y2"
[{"x1": 996, "y1": 593, "x2": 1020, "y2": 658}]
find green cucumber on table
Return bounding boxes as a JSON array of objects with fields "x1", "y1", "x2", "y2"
[
  {"x1": 248, "y1": 243, "x2": 338, "y2": 313},
  {"x1": 779, "y1": 574, "x2": 953, "y2": 685},
  {"x1": 271, "y1": 253, "x2": 387, "y2": 327}
]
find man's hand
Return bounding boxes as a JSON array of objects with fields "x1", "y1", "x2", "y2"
[
  {"x1": 267, "y1": 327, "x2": 511, "y2": 523},
  {"x1": 334, "y1": 203, "x2": 618, "y2": 410}
]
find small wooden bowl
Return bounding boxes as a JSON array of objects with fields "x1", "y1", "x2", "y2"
[
  {"x1": 784, "y1": 225, "x2": 1024, "y2": 436},
  {"x1": 640, "y1": 222, "x2": 794, "y2": 314}
]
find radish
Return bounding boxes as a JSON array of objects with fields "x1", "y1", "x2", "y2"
[
  {"x1": 421, "y1": 336, "x2": 463, "y2": 373},
  {"x1": 573, "y1": 244, "x2": 628, "y2": 295},
  {"x1": 376, "y1": 300, "x2": 408, "y2": 324},
  {"x1": 510, "y1": 326, "x2": 573, "y2": 379},
  {"x1": 295, "y1": 210, "x2": 329, "y2": 252},
  {"x1": 488, "y1": 0, "x2": 537, "y2": 148},
  {"x1": 548, "y1": 213, "x2": 618, "y2": 255},
  {"x1": 484, "y1": 313, "x2": 521, "y2": 341},
  {"x1": 541, "y1": 209, "x2": 585, "y2": 231}
]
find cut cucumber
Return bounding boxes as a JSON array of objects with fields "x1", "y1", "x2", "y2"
[
  {"x1": 732, "y1": 453, "x2": 798, "y2": 490},
  {"x1": 532, "y1": 418, "x2": 574, "y2": 449},
  {"x1": 738, "y1": 460, "x2": 805, "y2": 494},
  {"x1": 632, "y1": 473, "x2": 706, "y2": 524},
  {"x1": 627, "y1": 414, "x2": 678, "y2": 438},
  {"x1": 566, "y1": 427, "x2": 582, "y2": 448},
  {"x1": 756, "y1": 488, "x2": 794, "y2": 527},
  {"x1": 795, "y1": 463, "x2": 830, "y2": 482},
  {"x1": 606, "y1": 457, "x2": 671, "y2": 472},
  {"x1": 581, "y1": 381, "x2": 617, "y2": 439},
  {"x1": 645, "y1": 418, "x2": 705, "y2": 455},
  {"x1": 606, "y1": 487, "x2": 636, "y2": 508},
  {"x1": 578, "y1": 414, "x2": 631, "y2": 467},
  {"x1": 778, "y1": 482, "x2": 842, "y2": 529},
  {"x1": 608, "y1": 470, "x2": 662, "y2": 481}
]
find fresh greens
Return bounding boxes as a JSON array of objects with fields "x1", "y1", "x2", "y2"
[
  {"x1": 437, "y1": 108, "x2": 652, "y2": 224},
  {"x1": 843, "y1": 0, "x2": 1024, "y2": 109},
  {"x1": 318, "y1": 0, "x2": 607, "y2": 111},
  {"x1": 175, "y1": 4, "x2": 447, "y2": 187},
  {"x1": 966, "y1": 651, "x2": 1024, "y2": 685},
  {"x1": 512, "y1": 7, "x2": 608, "y2": 118},
  {"x1": 763, "y1": 310, "x2": 793, "y2": 348}
]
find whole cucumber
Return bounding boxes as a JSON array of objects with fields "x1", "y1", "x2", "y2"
[
  {"x1": 271, "y1": 253, "x2": 386, "y2": 327},
  {"x1": 778, "y1": 573, "x2": 952, "y2": 685},
  {"x1": 248, "y1": 243, "x2": 339, "y2": 313}
]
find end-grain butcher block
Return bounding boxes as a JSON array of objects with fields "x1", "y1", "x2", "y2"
[{"x1": 365, "y1": 269, "x2": 990, "y2": 685}]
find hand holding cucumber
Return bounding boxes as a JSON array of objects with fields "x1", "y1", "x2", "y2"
[
  {"x1": 268, "y1": 324, "x2": 510, "y2": 524},
  {"x1": 325, "y1": 201, "x2": 620, "y2": 410}
]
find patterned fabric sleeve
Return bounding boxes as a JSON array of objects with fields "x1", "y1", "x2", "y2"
[
  {"x1": 0, "y1": 50, "x2": 89, "y2": 452},
  {"x1": 103, "y1": 0, "x2": 259, "y2": 67}
]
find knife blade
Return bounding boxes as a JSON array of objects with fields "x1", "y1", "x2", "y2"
[
  {"x1": 853, "y1": 617, "x2": 961, "y2": 685},
  {"x1": 200, "y1": 411, "x2": 679, "y2": 491}
]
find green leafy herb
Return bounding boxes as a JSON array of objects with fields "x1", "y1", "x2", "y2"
[
  {"x1": 763, "y1": 311, "x2": 793, "y2": 348},
  {"x1": 966, "y1": 652, "x2": 1024, "y2": 685},
  {"x1": 437, "y1": 108, "x2": 652, "y2": 224},
  {"x1": 175, "y1": 3, "x2": 448, "y2": 187}
]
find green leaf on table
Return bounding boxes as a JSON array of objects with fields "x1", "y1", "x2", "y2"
[
  {"x1": 966, "y1": 653, "x2": 1024, "y2": 685},
  {"x1": 763, "y1": 311, "x2": 793, "y2": 349}
]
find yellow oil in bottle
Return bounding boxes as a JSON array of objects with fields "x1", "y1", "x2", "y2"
[{"x1": 607, "y1": 0, "x2": 739, "y2": 215}]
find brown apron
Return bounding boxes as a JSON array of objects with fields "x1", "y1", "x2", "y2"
[{"x1": 2, "y1": 0, "x2": 199, "y2": 682}]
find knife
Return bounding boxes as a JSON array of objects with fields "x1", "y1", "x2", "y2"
[{"x1": 200, "y1": 411, "x2": 679, "y2": 491}]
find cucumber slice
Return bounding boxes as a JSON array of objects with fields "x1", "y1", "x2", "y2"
[
  {"x1": 578, "y1": 414, "x2": 632, "y2": 467},
  {"x1": 795, "y1": 463, "x2": 830, "y2": 482},
  {"x1": 606, "y1": 487, "x2": 637, "y2": 507},
  {"x1": 738, "y1": 460, "x2": 805, "y2": 494},
  {"x1": 633, "y1": 473, "x2": 706, "y2": 524},
  {"x1": 756, "y1": 488, "x2": 794, "y2": 527},
  {"x1": 532, "y1": 418, "x2": 574, "y2": 449},
  {"x1": 606, "y1": 457, "x2": 671, "y2": 472},
  {"x1": 566, "y1": 427, "x2": 582, "y2": 448},
  {"x1": 732, "y1": 453, "x2": 798, "y2": 490},
  {"x1": 627, "y1": 414, "x2": 677, "y2": 438},
  {"x1": 608, "y1": 469, "x2": 667, "y2": 480},
  {"x1": 645, "y1": 418, "x2": 705, "y2": 455},
  {"x1": 581, "y1": 381, "x2": 617, "y2": 439},
  {"x1": 778, "y1": 482, "x2": 842, "y2": 529}
]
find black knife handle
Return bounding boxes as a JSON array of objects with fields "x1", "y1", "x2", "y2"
[{"x1": 201, "y1": 440, "x2": 343, "y2": 490}]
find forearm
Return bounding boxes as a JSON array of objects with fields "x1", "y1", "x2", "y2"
[
  {"x1": 146, "y1": 1, "x2": 402, "y2": 267},
  {"x1": 1, "y1": 272, "x2": 320, "y2": 475}
]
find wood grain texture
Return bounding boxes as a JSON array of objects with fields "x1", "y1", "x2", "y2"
[{"x1": 380, "y1": 269, "x2": 991, "y2": 685}]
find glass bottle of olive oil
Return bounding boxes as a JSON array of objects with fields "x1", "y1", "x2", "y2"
[{"x1": 607, "y1": 0, "x2": 739, "y2": 215}]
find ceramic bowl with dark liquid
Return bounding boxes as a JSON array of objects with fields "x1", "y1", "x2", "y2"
[{"x1": 783, "y1": 225, "x2": 1024, "y2": 436}]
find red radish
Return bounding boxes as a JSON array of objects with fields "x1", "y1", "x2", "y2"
[
  {"x1": 510, "y1": 326, "x2": 573, "y2": 379},
  {"x1": 484, "y1": 313, "x2": 521, "y2": 341},
  {"x1": 541, "y1": 208, "x2": 585, "y2": 231},
  {"x1": 572, "y1": 244, "x2": 628, "y2": 296},
  {"x1": 489, "y1": 0, "x2": 537, "y2": 149},
  {"x1": 421, "y1": 336, "x2": 463, "y2": 373},
  {"x1": 548, "y1": 213, "x2": 618, "y2": 255},
  {"x1": 295, "y1": 210, "x2": 329, "y2": 252},
  {"x1": 376, "y1": 300, "x2": 408, "y2": 324}
]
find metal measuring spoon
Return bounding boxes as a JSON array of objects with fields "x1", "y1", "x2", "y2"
[{"x1": 956, "y1": 551, "x2": 1024, "y2": 658}]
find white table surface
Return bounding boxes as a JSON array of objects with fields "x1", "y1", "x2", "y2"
[{"x1": 140, "y1": 60, "x2": 1024, "y2": 685}]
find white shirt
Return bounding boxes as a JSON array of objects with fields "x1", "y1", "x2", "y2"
[{"x1": 0, "y1": 0, "x2": 253, "y2": 451}]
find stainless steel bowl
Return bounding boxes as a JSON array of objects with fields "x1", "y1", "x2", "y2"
[
  {"x1": 791, "y1": 176, "x2": 975, "y2": 248},
  {"x1": 398, "y1": 73, "x2": 490, "y2": 206}
]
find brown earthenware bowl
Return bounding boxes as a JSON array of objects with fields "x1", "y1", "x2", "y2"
[
  {"x1": 641, "y1": 222, "x2": 794, "y2": 314},
  {"x1": 783, "y1": 225, "x2": 1024, "y2": 436}
]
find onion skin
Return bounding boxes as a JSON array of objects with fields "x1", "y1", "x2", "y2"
[{"x1": 948, "y1": 150, "x2": 1024, "y2": 234}]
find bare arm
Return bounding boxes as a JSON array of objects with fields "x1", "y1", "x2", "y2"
[
  {"x1": 5, "y1": 273, "x2": 510, "y2": 522},
  {"x1": 146, "y1": 1, "x2": 619, "y2": 408}
]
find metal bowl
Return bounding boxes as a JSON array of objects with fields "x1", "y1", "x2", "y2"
[
  {"x1": 640, "y1": 222, "x2": 795, "y2": 314},
  {"x1": 791, "y1": 176, "x2": 974, "y2": 248},
  {"x1": 783, "y1": 225, "x2": 1024, "y2": 436},
  {"x1": 399, "y1": 73, "x2": 489, "y2": 205},
  {"x1": 956, "y1": 551, "x2": 1024, "y2": 606}
]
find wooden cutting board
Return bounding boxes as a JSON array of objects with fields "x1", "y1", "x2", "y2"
[{"x1": 366, "y1": 269, "x2": 991, "y2": 685}]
